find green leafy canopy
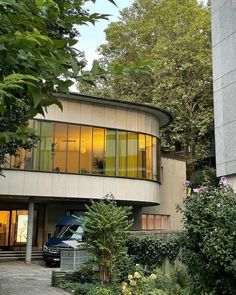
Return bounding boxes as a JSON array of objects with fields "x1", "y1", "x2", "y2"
[{"x1": 79, "y1": 0, "x2": 213, "y2": 173}]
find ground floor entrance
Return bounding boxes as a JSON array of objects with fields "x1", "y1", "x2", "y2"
[
  {"x1": 0, "y1": 198, "x2": 143, "y2": 257},
  {"x1": 0, "y1": 210, "x2": 38, "y2": 250}
]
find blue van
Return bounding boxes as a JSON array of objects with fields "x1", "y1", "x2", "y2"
[{"x1": 43, "y1": 215, "x2": 85, "y2": 266}]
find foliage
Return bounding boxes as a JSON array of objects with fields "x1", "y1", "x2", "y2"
[
  {"x1": 178, "y1": 183, "x2": 236, "y2": 295},
  {"x1": 0, "y1": 103, "x2": 38, "y2": 169},
  {"x1": 86, "y1": 284, "x2": 120, "y2": 295},
  {"x1": 58, "y1": 280, "x2": 120, "y2": 295},
  {"x1": 122, "y1": 265, "x2": 191, "y2": 295},
  {"x1": 0, "y1": 0, "x2": 115, "y2": 170},
  {"x1": 58, "y1": 281, "x2": 95, "y2": 295},
  {"x1": 126, "y1": 235, "x2": 181, "y2": 271},
  {"x1": 57, "y1": 266, "x2": 192, "y2": 295},
  {"x1": 154, "y1": 266, "x2": 191, "y2": 295},
  {"x1": 83, "y1": 195, "x2": 133, "y2": 284},
  {"x1": 112, "y1": 251, "x2": 136, "y2": 282},
  {"x1": 189, "y1": 166, "x2": 218, "y2": 188},
  {"x1": 75, "y1": 264, "x2": 99, "y2": 284},
  {"x1": 80, "y1": 0, "x2": 213, "y2": 171}
]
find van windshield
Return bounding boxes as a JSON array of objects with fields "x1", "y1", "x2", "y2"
[{"x1": 52, "y1": 224, "x2": 83, "y2": 240}]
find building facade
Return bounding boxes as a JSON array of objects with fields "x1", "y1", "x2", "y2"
[
  {"x1": 0, "y1": 93, "x2": 185, "y2": 257},
  {"x1": 211, "y1": 0, "x2": 236, "y2": 190}
]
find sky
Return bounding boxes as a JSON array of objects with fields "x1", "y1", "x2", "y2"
[
  {"x1": 77, "y1": 0, "x2": 208, "y2": 70},
  {"x1": 77, "y1": 0, "x2": 134, "y2": 69}
]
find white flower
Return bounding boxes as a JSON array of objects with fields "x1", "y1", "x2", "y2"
[
  {"x1": 128, "y1": 274, "x2": 133, "y2": 281},
  {"x1": 130, "y1": 280, "x2": 137, "y2": 286},
  {"x1": 133, "y1": 271, "x2": 142, "y2": 279},
  {"x1": 149, "y1": 273, "x2": 157, "y2": 280}
]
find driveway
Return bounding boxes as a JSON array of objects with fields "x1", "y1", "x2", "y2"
[{"x1": 0, "y1": 261, "x2": 70, "y2": 295}]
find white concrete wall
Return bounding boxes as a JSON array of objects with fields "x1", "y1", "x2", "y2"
[
  {"x1": 141, "y1": 157, "x2": 186, "y2": 230},
  {"x1": 35, "y1": 98, "x2": 160, "y2": 137},
  {"x1": 212, "y1": 0, "x2": 236, "y2": 187},
  {"x1": 0, "y1": 170, "x2": 160, "y2": 205}
]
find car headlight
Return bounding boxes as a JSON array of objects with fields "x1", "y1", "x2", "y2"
[{"x1": 43, "y1": 245, "x2": 48, "y2": 252}]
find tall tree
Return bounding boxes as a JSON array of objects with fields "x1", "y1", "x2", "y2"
[
  {"x1": 0, "y1": 0, "x2": 115, "y2": 169},
  {"x1": 80, "y1": 0, "x2": 213, "y2": 173}
]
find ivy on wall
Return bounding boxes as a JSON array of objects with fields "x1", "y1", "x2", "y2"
[{"x1": 126, "y1": 235, "x2": 181, "y2": 271}]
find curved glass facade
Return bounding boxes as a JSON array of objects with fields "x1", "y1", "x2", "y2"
[{"x1": 6, "y1": 120, "x2": 161, "y2": 181}]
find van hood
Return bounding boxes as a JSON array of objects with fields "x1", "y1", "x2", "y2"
[{"x1": 45, "y1": 237, "x2": 82, "y2": 248}]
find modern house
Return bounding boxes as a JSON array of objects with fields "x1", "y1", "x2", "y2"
[
  {"x1": 0, "y1": 93, "x2": 186, "y2": 261},
  {"x1": 211, "y1": 0, "x2": 236, "y2": 190}
]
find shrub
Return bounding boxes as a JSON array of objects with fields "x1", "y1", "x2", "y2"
[
  {"x1": 112, "y1": 251, "x2": 136, "y2": 282},
  {"x1": 86, "y1": 284, "x2": 120, "y2": 295},
  {"x1": 83, "y1": 195, "x2": 133, "y2": 284},
  {"x1": 189, "y1": 167, "x2": 218, "y2": 188},
  {"x1": 75, "y1": 264, "x2": 99, "y2": 284},
  {"x1": 122, "y1": 266, "x2": 191, "y2": 295},
  {"x1": 178, "y1": 181, "x2": 236, "y2": 295},
  {"x1": 126, "y1": 235, "x2": 181, "y2": 272},
  {"x1": 58, "y1": 281, "x2": 94, "y2": 295}
]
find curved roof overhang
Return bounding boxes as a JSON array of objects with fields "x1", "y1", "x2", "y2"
[{"x1": 55, "y1": 92, "x2": 172, "y2": 128}]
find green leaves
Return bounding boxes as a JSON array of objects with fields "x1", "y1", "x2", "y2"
[
  {"x1": 0, "y1": 0, "x2": 119, "y2": 172},
  {"x1": 81, "y1": 0, "x2": 213, "y2": 170},
  {"x1": 127, "y1": 235, "x2": 181, "y2": 271},
  {"x1": 83, "y1": 195, "x2": 133, "y2": 284},
  {"x1": 179, "y1": 185, "x2": 236, "y2": 294}
]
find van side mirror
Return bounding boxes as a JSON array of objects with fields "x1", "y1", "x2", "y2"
[{"x1": 48, "y1": 233, "x2": 51, "y2": 239}]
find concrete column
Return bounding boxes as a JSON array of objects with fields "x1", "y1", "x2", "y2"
[{"x1": 25, "y1": 197, "x2": 34, "y2": 264}]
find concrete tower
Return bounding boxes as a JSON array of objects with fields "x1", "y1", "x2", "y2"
[{"x1": 211, "y1": 0, "x2": 236, "y2": 190}]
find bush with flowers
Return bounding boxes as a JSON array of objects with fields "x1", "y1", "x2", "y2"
[
  {"x1": 121, "y1": 265, "x2": 191, "y2": 295},
  {"x1": 179, "y1": 177, "x2": 236, "y2": 295},
  {"x1": 121, "y1": 271, "x2": 158, "y2": 295}
]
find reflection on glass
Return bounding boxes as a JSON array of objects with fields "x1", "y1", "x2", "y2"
[
  {"x1": 9, "y1": 210, "x2": 38, "y2": 246},
  {"x1": 146, "y1": 135, "x2": 152, "y2": 179},
  {"x1": 2, "y1": 154, "x2": 10, "y2": 169},
  {"x1": 24, "y1": 120, "x2": 34, "y2": 170},
  {"x1": 127, "y1": 132, "x2": 138, "y2": 177},
  {"x1": 105, "y1": 130, "x2": 116, "y2": 176},
  {"x1": 67, "y1": 125, "x2": 80, "y2": 173},
  {"x1": 153, "y1": 137, "x2": 157, "y2": 180},
  {"x1": 157, "y1": 139, "x2": 161, "y2": 181},
  {"x1": 92, "y1": 128, "x2": 105, "y2": 174},
  {"x1": 138, "y1": 134, "x2": 146, "y2": 178},
  {"x1": 16, "y1": 213, "x2": 28, "y2": 243},
  {"x1": 11, "y1": 149, "x2": 25, "y2": 169},
  {"x1": 117, "y1": 131, "x2": 127, "y2": 177},
  {"x1": 54, "y1": 123, "x2": 67, "y2": 172},
  {"x1": 40, "y1": 121, "x2": 54, "y2": 171},
  {"x1": 0, "y1": 211, "x2": 10, "y2": 247},
  {"x1": 33, "y1": 120, "x2": 41, "y2": 170},
  {"x1": 6, "y1": 119, "x2": 160, "y2": 181},
  {"x1": 80, "y1": 126, "x2": 92, "y2": 173}
]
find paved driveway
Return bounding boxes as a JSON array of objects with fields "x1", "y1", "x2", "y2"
[{"x1": 0, "y1": 261, "x2": 70, "y2": 295}]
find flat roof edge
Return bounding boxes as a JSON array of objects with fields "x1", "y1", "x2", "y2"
[{"x1": 54, "y1": 92, "x2": 172, "y2": 128}]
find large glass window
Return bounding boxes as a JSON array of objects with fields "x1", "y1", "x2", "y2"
[
  {"x1": 127, "y1": 132, "x2": 138, "y2": 178},
  {"x1": 67, "y1": 125, "x2": 80, "y2": 173},
  {"x1": 105, "y1": 130, "x2": 116, "y2": 176},
  {"x1": 39, "y1": 121, "x2": 54, "y2": 171},
  {"x1": 80, "y1": 126, "x2": 92, "y2": 174},
  {"x1": 117, "y1": 131, "x2": 127, "y2": 177},
  {"x1": 153, "y1": 137, "x2": 157, "y2": 180},
  {"x1": 92, "y1": 128, "x2": 105, "y2": 174},
  {"x1": 138, "y1": 134, "x2": 146, "y2": 178},
  {"x1": 146, "y1": 135, "x2": 153, "y2": 179},
  {"x1": 54, "y1": 123, "x2": 67, "y2": 172},
  {"x1": 33, "y1": 120, "x2": 41, "y2": 170},
  {"x1": 4, "y1": 119, "x2": 161, "y2": 181}
]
